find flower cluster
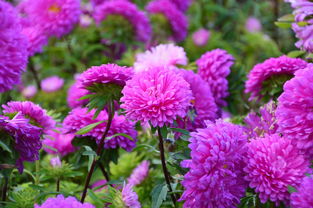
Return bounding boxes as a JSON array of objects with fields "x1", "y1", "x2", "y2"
[{"x1": 35, "y1": 195, "x2": 95, "y2": 208}]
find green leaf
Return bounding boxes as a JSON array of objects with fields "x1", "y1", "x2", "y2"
[
  {"x1": 278, "y1": 14, "x2": 294, "y2": 22},
  {"x1": 169, "y1": 128, "x2": 190, "y2": 136},
  {"x1": 0, "y1": 141, "x2": 12, "y2": 154},
  {"x1": 83, "y1": 146, "x2": 96, "y2": 171},
  {"x1": 151, "y1": 184, "x2": 168, "y2": 208},
  {"x1": 106, "y1": 133, "x2": 134, "y2": 141},
  {"x1": 75, "y1": 120, "x2": 106, "y2": 135},
  {"x1": 160, "y1": 126, "x2": 168, "y2": 138},
  {"x1": 274, "y1": 22, "x2": 291, "y2": 29},
  {"x1": 288, "y1": 50, "x2": 306, "y2": 58},
  {"x1": 288, "y1": 185, "x2": 297, "y2": 193}
]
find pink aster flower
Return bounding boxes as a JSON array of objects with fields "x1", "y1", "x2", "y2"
[
  {"x1": 121, "y1": 184, "x2": 141, "y2": 208},
  {"x1": 134, "y1": 44, "x2": 188, "y2": 73},
  {"x1": 93, "y1": 0, "x2": 151, "y2": 43},
  {"x1": 244, "y1": 101, "x2": 278, "y2": 139},
  {"x1": 276, "y1": 64, "x2": 313, "y2": 159},
  {"x1": 192, "y1": 28, "x2": 210, "y2": 46},
  {"x1": 196, "y1": 49, "x2": 234, "y2": 107},
  {"x1": 67, "y1": 80, "x2": 89, "y2": 108},
  {"x1": 79, "y1": 64, "x2": 133, "y2": 89},
  {"x1": 127, "y1": 160, "x2": 150, "y2": 186},
  {"x1": 245, "y1": 17, "x2": 262, "y2": 33},
  {"x1": 41, "y1": 76, "x2": 64, "y2": 92},
  {"x1": 120, "y1": 66, "x2": 193, "y2": 127},
  {"x1": 146, "y1": 0, "x2": 188, "y2": 42},
  {"x1": 63, "y1": 107, "x2": 137, "y2": 151},
  {"x1": 2, "y1": 101, "x2": 56, "y2": 130},
  {"x1": 169, "y1": 0, "x2": 191, "y2": 12},
  {"x1": 245, "y1": 56, "x2": 307, "y2": 100},
  {"x1": 43, "y1": 128, "x2": 76, "y2": 156},
  {"x1": 0, "y1": 0, "x2": 28, "y2": 93},
  {"x1": 290, "y1": 175, "x2": 313, "y2": 208},
  {"x1": 35, "y1": 195, "x2": 95, "y2": 208},
  {"x1": 180, "y1": 120, "x2": 248, "y2": 208},
  {"x1": 21, "y1": 26, "x2": 48, "y2": 56},
  {"x1": 22, "y1": 85, "x2": 37, "y2": 99},
  {"x1": 19, "y1": 0, "x2": 81, "y2": 38},
  {"x1": 244, "y1": 134, "x2": 310, "y2": 205}
]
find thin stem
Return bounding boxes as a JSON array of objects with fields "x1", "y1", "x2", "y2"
[
  {"x1": 98, "y1": 162, "x2": 110, "y2": 182},
  {"x1": 157, "y1": 127, "x2": 176, "y2": 207},
  {"x1": 81, "y1": 102, "x2": 114, "y2": 203},
  {"x1": 1, "y1": 177, "x2": 8, "y2": 202},
  {"x1": 56, "y1": 178, "x2": 60, "y2": 192},
  {"x1": 29, "y1": 59, "x2": 41, "y2": 90},
  {"x1": 35, "y1": 160, "x2": 40, "y2": 185}
]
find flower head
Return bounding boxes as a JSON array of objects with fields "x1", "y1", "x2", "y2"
[
  {"x1": 63, "y1": 107, "x2": 137, "y2": 151},
  {"x1": 21, "y1": 26, "x2": 48, "y2": 56},
  {"x1": 245, "y1": 17, "x2": 262, "y2": 33},
  {"x1": 169, "y1": 0, "x2": 191, "y2": 12},
  {"x1": 43, "y1": 128, "x2": 76, "y2": 156},
  {"x1": 244, "y1": 134, "x2": 310, "y2": 205},
  {"x1": 34, "y1": 195, "x2": 95, "y2": 208},
  {"x1": 41, "y1": 76, "x2": 64, "y2": 93},
  {"x1": 0, "y1": 0, "x2": 28, "y2": 92},
  {"x1": 120, "y1": 66, "x2": 193, "y2": 127},
  {"x1": 127, "y1": 160, "x2": 150, "y2": 186},
  {"x1": 146, "y1": 0, "x2": 188, "y2": 42},
  {"x1": 134, "y1": 44, "x2": 187, "y2": 73},
  {"x1": 22, "y1": 85, "x2": 37, "y2": 99},
  {"x1": 122, "y1": 184, "x2": 141, "y2": 208},
  {"x1": 2, "y1": 101, "x2": 56, "y2": 130},
  {"x1": 196, "y1": 49, "x2": 234, "y2": 107},
  {"x1": 93, "y1": 0, "x2": 151, "y2": 43},
  {"x1": 192, "y1": 28, "x2": 210, "y2": 46},
  {"x1": 245, "y1": 56, "x2": 307, "y2": 100},
  {"x1": 276, "y1": 64, "x2": 313, "y2": 158},
  {"x1": 290, "y1": 175, "x2": 313, "y2": 208},
  {"x1": 180, "y1": 120, "x2": 248, "y2": 208}
]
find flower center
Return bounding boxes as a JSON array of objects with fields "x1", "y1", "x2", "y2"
[{"x1": 48, "y1": 4, "x2": 61, "y2": 13}]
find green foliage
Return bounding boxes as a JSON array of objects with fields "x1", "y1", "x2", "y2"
[{"x1": 6, "y1": 185, "x2": 39, "y2": 208}]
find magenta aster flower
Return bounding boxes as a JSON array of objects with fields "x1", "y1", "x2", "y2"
[
  {"x1": 0, "y1": 113, "x2": 42, "y2": 173},
  {"x1": 169, "y1": 0, "x2": 191, "y2": 12},
  {"x1": 63, "y1": 107, "x2": 137, "y2": 151},
  {"x1": 43, "y1": 128, "x2": 76, "y2": 156},
  {"x1": 290, "y1": 175, "x2": 313, "y2": 208},
  {"x1": 67, "y1": 80, "x2": 89, "y2": 108},
  {"x1": 192, "y1": 28, "x2": 210, "y2": 46},
  {"x1": 196, "y1": 49, "x2": 234, "y2": 107},
  {"x1": 180, "y1": 120, "x2": 248, "y2": 208},
  {"x1": 79, "y1": 64, "x2": 133, "y2": 89},
  {"x1": 146, "y1": 0, "x2": 188, "y2": 42},
  {"x1": 121, "y1": 184, "x2": 141, "y2": 208},
  {"x1": 276, "y1": 64, "x2": 313, "y2": 158},
  {"x1": 21, "y1": 26, "x2": 48, "y2": 56},
  {"x1": 245, "y1": 17, "x2": 262, "y2": 33},
  {"x1": 35, "y1": 195, "x2": 95, "y2": 208},
  {"x1": 120, "y1": 66, "x2": 193, "y2": 127},
  {"x1": 245, "y1": 56, "x2": 307, "y2": 100},
  {"x1": 244, "y1": 134, "x2": 310, "y2": 205},
  {"x1": 93, "y1": 0, "x2": 151, "y2": 43},
  {"x1": 19, "y1": 0, "x2": 81, "y2": 38},
  {"x1": 134, "y1": 44, "x2": 188, "y2": 73},
  {"x1": 21, "y1": 85, "x2": 37, "y2": 99},
  {"x1": 244, "y1": 101, "x2": 278, "y2": 139},
  {"x1": 2, "y1": 101, "x2": 56, "y2": 130},
  {"x1": 41, "y1": 76, "x2": 64, "y2": 92},
  {"x1": 0, "y1": 0, "x2": 28, "y2": 93},
  {"x1": 127, "y1": 160, "x2": 150, "y2": 186}
]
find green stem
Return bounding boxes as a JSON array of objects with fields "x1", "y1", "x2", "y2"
[{"x1": 35, "y1": 160, "x2": 40, "y2": 185}]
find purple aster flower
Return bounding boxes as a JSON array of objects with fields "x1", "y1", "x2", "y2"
[
  {"x1": 180, "y1": 120, "x2": 248, "y2": 208},
  {"x1": 35, "y1": 195, "x2": 95, "y2": 208},
  {"x1": 78, "y1": 64, "x2": 134, "y2": 89},
  {"x1": 43, "y1": 128, "x2": 76, "y2": 156},
  {"x1": 21, "y1": 26, "x2": 48, "y2": 56},
  {"x1": 134, "y1": 43, "x2": 187, "y2": 73},
  {"x1": 0, "y1": 113, "x2": 42, "y2": 173},
  {"x1": 291, "y1": 1, "x2": 313, "y2": 53},
  {"x1": 245, "y1": 56, "x2": 307, "y2": 100},
  {"x1": 127, "y1": 160, "x2": 150, "y2": 186},
  {"x1": 196, "y1": 49, "x2": 234, "y2": 107},
  {"x1": 245, "y1": 17, "x2": 262, "y2": 33},
  {"x1": 2, "y1": 101, "x2": 56, "y2": 130},
  {"x1": 19, "y1": 0, "x2": 81, "y2": 38},
  {"x1": 63, "y1": 107, "x2": 137, "y2": 151},
  {"x1": 121, "y1": 184, "x2": 141, "y2": 208},
  {"x1": 50, "y1": 156, "x2": 62, "y2": 167},
  {"x1": 244, "y1": 134, "x2": 310, "y2": 205},
  {"x1": 169, "y1": 0, "x2": 191, "y2": 12},
  {"x1": 0, "y1": 0, "x2": 28, "y2": 93},
  {"x1": 41, "y1": 76, "x2": 64, "y2": 93},
  {"x1": 93, "y1": 0, "x2": 151, "y2": 43},
  {"x1": 146, "y1": 0, "x2": 188, "y2": 42},
  {"x1": 120, "y1": 66, "x2": 193, "y2": 127},
  {"x1": 21, "y1": 85, "x2": 37, "y2": 99},
  {"x1": 290, "y1": 175, "x2": 313, "y2": 208},
  {"x1": 192, "y1": 28, "x2": 210, "y2": 46},
  {"x1": 276, "y1": 64, "x2": 313, "y2": 159},
  {"x1": 244, "y1": 101, "x2": 278, "y2": 139},
  {"x1": 67, "y1": 80, "x2": 89, "y2": 108}
]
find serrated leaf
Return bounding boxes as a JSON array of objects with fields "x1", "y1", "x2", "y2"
[
  {"x1": 151, "y1": 184, "x2": 168, "y2": 208},
  {"x1": 75, "y1": 120, "x2": 106, "y2": 135}
]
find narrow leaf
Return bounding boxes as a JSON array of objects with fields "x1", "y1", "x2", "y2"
[{"x1": 76, "y1": 120, "x2": 106, "y2": 135}]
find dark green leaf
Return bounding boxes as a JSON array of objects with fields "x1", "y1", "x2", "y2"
[
  {"x1": 75, "y1": 120, "x2": 106, "y2": 135},
  {"x1": 151, "y1": 184, "x2": 168, "y2": 208}
]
